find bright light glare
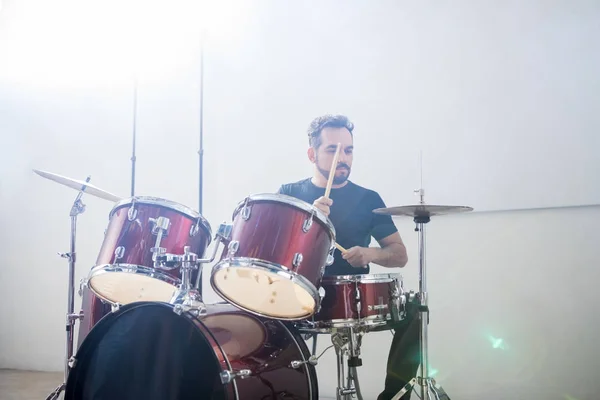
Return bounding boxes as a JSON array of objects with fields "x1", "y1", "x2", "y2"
[{"x1": 0, "y1": 0, "x2": 250, "y2": 90}]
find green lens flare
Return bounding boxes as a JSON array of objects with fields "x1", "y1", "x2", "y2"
[{"x1": 487, "y1": 335, "x2": 508, "y2": 350}]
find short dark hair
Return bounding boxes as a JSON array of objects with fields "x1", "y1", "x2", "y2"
[{"x1": 307, "y1": 114, "x2": 354, "y2": 148}]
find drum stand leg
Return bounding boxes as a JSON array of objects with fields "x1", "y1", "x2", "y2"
[
  {"x1": 391, "y1": 189, "x2": 451, "y2": 400},
  {"x1": 332, "y1": 327, "x2": 364, "y2": 400},
  {"x1": 45, "y1": 184, "x2": 89, "y2": 400}
]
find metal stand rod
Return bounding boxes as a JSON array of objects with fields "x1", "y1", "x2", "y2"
[
  {"x1": 198, "y1": 32, "x2": 205, "y2": 216},
  {"x1": 130, "y1": 79, "x2": 138, "y2": 197},
  {"x1": 196, "y1": 30, "x2": 206, "y2": 294},
  {"x1": 45, "y1": 177, "x2": 90, "y2": 400},
  {"x1": 390, "y1": 188, "x2": 450, "y2": 400},
  {"x1": 331, "y1": 328, "x2": 365, "y2": 400},
  {"x1": 335, "y1": 346, "x2": 346, "y2": 400}
]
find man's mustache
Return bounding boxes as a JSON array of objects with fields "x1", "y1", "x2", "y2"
[{"x1": 335, "y1": 163, "x2": 350, "y2": 171}]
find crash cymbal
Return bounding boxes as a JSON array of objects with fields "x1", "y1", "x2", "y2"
[
  {"x1": 373, "y1": 204, "x2": 473, "y2": 217},
  {"x1": 33, "y1": 169, "x2": 122, "y2": 202}
]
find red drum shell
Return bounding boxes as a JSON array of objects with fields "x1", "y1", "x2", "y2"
[
  {"x1": 312, "y1": 273, "x2": 403, "y2": 328},
  {"x1": 96, "y1": 196, "x2": 211, "y2": 273},
  {"x1": 211, "y1": 194, "x2": 335, "y2": 320}
]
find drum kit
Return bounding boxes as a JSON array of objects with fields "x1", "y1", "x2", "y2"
[{"x1": 35, "y1": 168, "x2": 472, "y2": 400}]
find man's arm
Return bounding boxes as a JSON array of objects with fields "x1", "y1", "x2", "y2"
[
  {"x1": 342, "y1": 191, "x2": 408, "y2": 269},
  {"x1": 342, "y1": 232, "x2": 408, "y2": 269},
  {"x1": 368, "y1": 231, "x2": 408, "y2": 268}
]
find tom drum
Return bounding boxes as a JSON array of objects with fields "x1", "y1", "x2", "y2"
[
  {"x1": 211, "y1": 194, "x2": 336, "y2": 321},
  {"x1": 84, "y1": 196, "x2": 212, "y2": 306}
]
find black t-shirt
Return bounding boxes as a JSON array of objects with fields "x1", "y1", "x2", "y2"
[{"x1": 277, "y1": 178, "x2": 398, "y2": 276}]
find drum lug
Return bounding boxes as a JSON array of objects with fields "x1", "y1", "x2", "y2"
[
  {"x1": 227, "y1": 240, "x2": 239, "y2": 256},
  {"x1": 189, "y1": 220, "x2": 200, "y2": 237},
  {"x1": 111, "y1": 303, "x2": 121, "y2": 313},
  {"x1": 220, "y1": 368, "x2": 252, "y2": 384},
  {"x1": 127, "y1": 200, "x2": 137, "y2": 221},
  {"x1": 326, "y1": 247, "x2": 335, "y2": 266},
  {"x1": 292, "y1": 253, "x2": 303, "y2": 269},
  {"x1": 302, "y1": 211, "x2": 315, "y2": 233},
  {"x1": 78, "y1": 278, "x2": 88, "y2": 296},
  {"x1": 241, "y1": 197, "x2": 252, "y2": 220},
  {"x1": 113, "y1": 246, "x2": 125, "y2": 262}
]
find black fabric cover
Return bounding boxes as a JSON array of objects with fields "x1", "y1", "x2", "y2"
[{"x1": 65, "y1": 302, "x2": 227, "y2": 400}]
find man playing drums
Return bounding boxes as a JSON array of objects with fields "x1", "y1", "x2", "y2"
[{"x1": 277, "y1": 114, "x2": 419, "y2": 400}]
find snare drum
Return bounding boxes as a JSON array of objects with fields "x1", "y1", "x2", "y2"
[
  {"x1": 306, "y1": 273, "x2": 405, "y2": 332},
  {"x1": 85, "y1": 196, "x2": 212, "y2": 306},
  {"x1": 211, "y1": 194, "x2": 336, "y2": 321}
]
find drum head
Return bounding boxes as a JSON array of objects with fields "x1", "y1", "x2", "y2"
[
  {"x1": 66, "y1": 302, "x2": 227, "y2": 400},
  {"x1": 87, "y1": 264, "x2": 180, "y2": 305},
  {"x1": 211, "y1": 261, "x2": 318, "y2": 320}
]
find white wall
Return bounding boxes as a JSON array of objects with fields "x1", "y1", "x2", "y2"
[{"x1": 1, "y1": 1, "x2": 600, "y2": 399}]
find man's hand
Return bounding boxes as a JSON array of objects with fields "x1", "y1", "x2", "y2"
[
  {"x1": 313, "y1": 196, "x2": 333, "y2": 216},
  {"x1": 342, "y1": 246, "x2": 373, "y2": 268}
]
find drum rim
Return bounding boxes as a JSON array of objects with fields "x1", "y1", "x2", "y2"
[
  {"x1": 321, "y1": 272, "x2": 403, "y2": 284},
  {"x1": 231, "y1": 193, "x2": 336, "y2": 242},
  {"x1": 86, "y1": 263, "x2": 182, "y2": 305},
  {"x1": 111, "y1": 196, "x2": 213, "y2": 238},
  {"x1": 210, "y1": 257, "x2": 321, "y2": 321},
  {"x1": 297, "y1": 315, "x2": 389, "y2": 333}
]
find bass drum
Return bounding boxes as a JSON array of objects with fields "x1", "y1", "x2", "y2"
[{"x1": 65, "y1": 302, "x2": 318, "y2": 400}]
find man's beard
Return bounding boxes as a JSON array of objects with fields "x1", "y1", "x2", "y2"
[{"x1": 317, "y1": 158, "x2": 351, "y2": 185}]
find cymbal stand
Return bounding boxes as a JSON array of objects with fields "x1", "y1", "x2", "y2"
[
  {"x1": 391, "y1": 188, "x2": 450, "y2": 400},
  {"x1": 332, "y1": 327, "x2": 365, "y2": 400},
  {"x1": 45, "y1": 177, "x2": 90, "y2": 400}
]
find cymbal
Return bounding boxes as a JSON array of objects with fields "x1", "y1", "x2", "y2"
[
  {"x1": 373, "y1": 204, "x2": 473, "y2": 217},
  {"x1": 33, "y1": 169, "x2": 122, "y2": 202}
]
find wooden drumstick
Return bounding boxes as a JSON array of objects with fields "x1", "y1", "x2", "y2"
[
  {"x1": 324, "y1": 143, "x2": 342, "y2": 199},
  {"x1": 335, "y1": 242, "x2": 347, "y2": 253}
]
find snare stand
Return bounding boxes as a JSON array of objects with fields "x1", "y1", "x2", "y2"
[
  {"x1": 390, "y1": 189, "x2": 450, "y2": 400},
  {"x1": 45, "y1": 177, "x2": 90, "y2": 400},
  {"x1": 331, "y1": 327, "x2": 365, "y2": 400}
]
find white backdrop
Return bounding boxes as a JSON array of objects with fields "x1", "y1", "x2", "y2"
[
  {"x1": 2, "y1": 1, "x2": 600, "y2": 399},
  {"x1": 2, "y1": 0, "x2": 599, "y2": 213}
]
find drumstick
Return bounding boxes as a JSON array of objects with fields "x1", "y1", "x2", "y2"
[
  {"x1": 335, "y1": 242, "x2": 347, "y2": 253},
  {"x1": 324, "y1": 143, "x2": 342, "y2": 199}
]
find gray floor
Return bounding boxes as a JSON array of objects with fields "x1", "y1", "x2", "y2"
[
  {"x1": 0, "y1": 369, "x2": 338, "y2": 399},
  {"x1": 0, "y1": 369, "x2": 64, "y2": 400}
]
